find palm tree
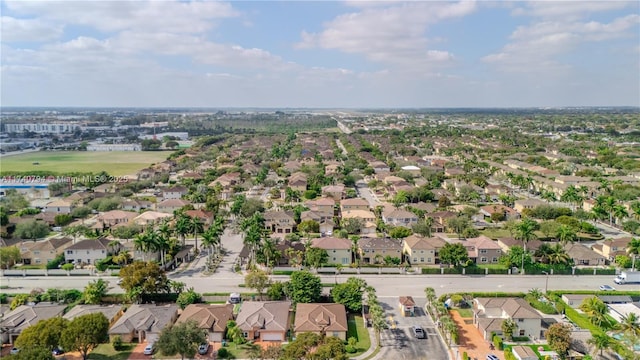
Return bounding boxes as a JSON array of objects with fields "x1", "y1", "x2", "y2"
[
  {"x1": 133, "y1": 232, "x2": 151, "y2": 262},
  {"x1": 547, "y1": 244, "x2": 571, "y2": 265},
  {"x1": 627, "y1": 238, "x2": 640, "y2": 271},
  {"x1": 226, "y1": 320, "x2": 244, "y2": 348},
  {"x1": 630, "y1": 201, "x2": 640, "y2": 221},
  {"x1": 424, "y1": 287, "x2": 436, "y2": 316},
  {"x1": 560, "y1": 185, "x2": 583, "y2": 210},
  {"x1": 189, "y1": 216, "x2": 205, "y2": 252},
  {"x1": 515, "y1": 218, "x2": 538, "y2": 272},
  {"x1": 612, "y1": 204, "x2": 628, "y2": 226},
  {"x1": 534, "y1": 244, "x2": 553, "y2": 264},
  {"x1": 587, "y1": 333, "x2": 612, "y2": 356},
  {"x1": 174, "y1": 214, "x2": 191, "y2": 246},
  {"x1": 579, "y1": 297, "x2": 610, "y2": 328},
  {"x1": 617, "y1": 312, "x2": 640, "y2": 337},
  {"x1": 113, "y1": 250, "x2": 132, "y2": 266},
  {"x1": 501, "y1": 318, "x2": 517, "y2": 341},
  {"x1": 556, "y1": 225, "x2": 577, "y2": 245}
]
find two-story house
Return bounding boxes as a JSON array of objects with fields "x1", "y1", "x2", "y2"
[
  {"x1": 321, "y1": 185, "x2": 345, "y2": 200},
  {"x1": 156, "y1": 199, "x2": 191, "y2": 213},
  {"x1": 288, "y1": 172, "x2": 308, "y2": 192},
  {"x1": 264, "y1": 210, "x2": 296, "y2": 237},
  {"x1": 341, "y1": 210, "x2": 377, "y2": 235},
  {"x1": 162, "y1": 186, "x2": 188, "y2": 200},
  {"x1": 20, "y1": 237, "x2": 73, "y2": 265},
  {"x1": 479, "y1": 204, "x2": 519, "y2": 221},
  {"x1": 402, "y1": 235, "x2": 446, "y2": 265},
  {"x1": 64, "y1": 238, "x2": 122, "y2": 265},
  {"x1": 450, "y1": 236, "x2": 502, "y2": 264},
  {"x1": 474, "y1": 297, "x2": 543, "y2": 340},
  {"x1": 311, "y1": 237, "x2": 352, "y2": 265},
  {"x1": 513, "y1": 199, "x2": 546, "y2": 214},
  {"x1": 305, "y1": 197, "x2": 335, "y2": 217},
  {"x1": 340, "y1": 198, "x2": 370, "y2": 213},
  {"x1": 44, "y1": 199, "x2": 74, "y2": 214},
  {"x1": 96, "y1": 210, "x2": 138, "y2": 229},
  {"x1": 382, "y1": 208, "x2": 418, "y2": 227},
  {"x1": 591, "y1": 237, "x2": 633, "y2": 263},
  {"x1": 358, "y1": 237, "x2": 403, "y2": 264}
]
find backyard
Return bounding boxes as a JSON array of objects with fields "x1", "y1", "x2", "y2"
[{"x1": 347, "y1": 314, "x2": 372, "y2": 357}]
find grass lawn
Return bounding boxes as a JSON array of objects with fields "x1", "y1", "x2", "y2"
[
  {"x1": 477, "y1": 264, "x2": 508, "y2": 270},
  {"x1": 454, "y1": 308, "x2": 474, "y2": 318},
  {"x1": 480, "y1": 228, "x2": 512, "y2": 239},
  {"x1": 87, "y1": 343, "x2": 133, "y2": 360},
  {"x1": 0, "y1": 151, "x2": 170, "y2": 176},
  {"x1": 347, "y1": 314, "x2": 372, "y2": 357}
]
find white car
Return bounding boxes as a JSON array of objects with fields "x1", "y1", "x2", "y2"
[
  {"x1": 143, "y1": 342, "x2": 155, "y2": 355},
  {"x1": 599, "y1": 285, "x2": 616, "y2": 291}
]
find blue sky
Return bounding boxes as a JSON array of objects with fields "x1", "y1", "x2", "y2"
[{"x1": 1, "y1": 1, "x2": 639, "y2": 108}]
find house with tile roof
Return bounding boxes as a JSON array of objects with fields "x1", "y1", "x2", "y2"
[
  {"x1": 63, "y1": 304, "x2": 122, "y2": 324},
  {"x1": 44, "y1": 198, "x2": 74, "y2": 214},
  {"x1": 321, "y1": 185, "x2": 345, "y2": 200},
  {"x1": 176, "y1": 304, "x2": 233, "y2": 342},
  {"x1": 402, "y1": 235, "x2": 446, "y2": 265},
  {"x1": 0, "y1": 303, "x2": 66, "y2": 344},
  {"x1": 311, "y1": 237, "x2": 352, "y2": 265},
  {"x1": 358, "y1": 237, "x2": 403, "y2": 264},
  {"x1": 305, "y1": 197, "x2": 335, "y2": 217},
  {"x1": 294, "y1": 303, "x2": 348, "y2": 340},
  {"x1": 96, "y1": 210, "x2": 138, "y2": 229},
  {"x1": 264, "y1": 210, "x2": 296, "y2": 237},
  {"x1": 450, "y1": 236, "x2": 502, "y2": 265},
  {"x1": 156, "y1": 199, "x2": 191, "y2": 213},
  {"x1": 236, "y1": 301, "x2": 291, "y2": 342},
  {"x1": 591, "y1": 237, "x2": 633, "y2": 262},
  {"x1": 64, "y1": 238, "x2": 121, "y2": 265},
  {"x1": 564, "y1": 243, "x2": 606, "y2": 266},
  {"x1": 132, "y1": 211, "x2": 172, "y2": 226},
  {"x1": 340, "y1": 198, "x2": 370, "y2": 212},
  {"x1": 382, "y1": 208, "x2": 418, "y2": 227},
  {"x1": 473, "y1": 297, "x2": 543, "y2": 341},
  {"x1": 20, "y1": 236, "x2": 73, "y2": 266},
  {"x1": 108, "y1": 304, "x2": 178, "y2": 343}
]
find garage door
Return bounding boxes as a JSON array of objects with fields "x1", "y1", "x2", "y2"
[
  {"x1": 210, "y1": 332, "x2": 222, "y2": 342},
  {"x1": 261, "y1": 332, "x2": 283, "y2": 341}
]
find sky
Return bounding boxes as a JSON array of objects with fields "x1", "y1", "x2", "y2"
[{"x1": 1, "y1": 0, "x2": 639, "y2": 108}]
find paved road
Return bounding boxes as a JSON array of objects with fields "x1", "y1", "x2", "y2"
[
  {"x1": 0, "y1": 273, "x2": 621, "y2": 296},
  {"x1": 356, "y1": 180, "x2": 380, "y2": 208},
  {"x1": 378, "y1": 297, "x2": 448, "y2": 360}
]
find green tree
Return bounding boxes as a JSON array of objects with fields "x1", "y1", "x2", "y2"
[
  {"x1": 616, "y1": 312, "x2": 640, "y2": 337},
  {"x1": 287, "y1": 270, "x2": 322, "y2": 304},
  {"x1": 331, "y1": 277, "x2": 366, "y2": 313},
  {"x1": 11, "y1": 347, "x2": 54, "y2": 360},
  {"x1": 83, "y1": 278, "x2": 108, "y2": 304},
  {"x1": 15, "y1": 316, "x2": 69, "y2": 351},
  {"x1": 284, "y1": 332, "x2": 321, "y2": 360},
  {"x1": 0, "y1": 246, "x2": 21, "y2": 269},
  {"x1": 176, "y1": 288, "x2": 201, "y2": 310},
  {"x1": 514, "y1": 218, "x2": 539, "y2": 270},
  {"x1": 341, "y1": 217, "x2": 363, "y2": 235},
  {"x1": 545, "y1": 323, "x2": 572, "y2": 360},
  {"x1": 14, "y1": 220, "x2": 50, "y2": 240},
  {"x1": 119, "y1": 261, "x2": 169, "y2": 303},
  {"x1": 245, "y1": 270, "x2": 271, "y2": 301},
  {"x1": 555, "y1": 225, "x2": 577, "y2": 245},
  {"x1": 499, "y1": 246, "x2": 533, "y2": 269},
  {"x1": 156, "y1": 320, "x2": 206, "y2": 360},
  {"x1": 298, "y1": 219, "x2": 320, "y2": 235},
  {"x1": 225, "y1": 320, "x2": 245, "y2": 348},
  {"x1": 304, "y1": 246, "x2": 329, "y2": 268},
  {"x1": 579, "y1": 297, "x2": 611, "y2": 328},
  {"x1": 446, "y1": 216, "x2": 471, "y2": 239},
  {"x1": 501, "y1": 318, "x2": 517, "y2": 341},
  {"x1": 627, "y1": 237, "x2": 640, "y2": 270},
  {"x1": 587, "y1": 333, "x2": 612, "y2": 356},
  {"x1": 54, "y1": 214, "x2": 73, "y2": 226},
  {"x1": 412, "y1": 218, "x2": 433, "y2": 237},
  {"x1": 60, "y1": 313, "x2": 109, "y2": 360},
  {"x1": 388, "y1": 226, "x2": 412, "y2": 239},
  {"x1": 547, "y1": 244, "x2": 571, "y2": 265},
  {"x1": 439, "y1": 243, "x2": 469, "y2": 267}
]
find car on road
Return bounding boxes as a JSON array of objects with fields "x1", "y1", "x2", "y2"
[
  {"x1": 599, "y1": 285, "x2": 616, "y2": 291},
  {"x1": 486, "y1": 355, "x2": 499, "y2": 360},
  {"x1": 198, "y1": 342, "x2": 210, "y2": 355},
  {"x1": 412, "y1": 326, "x2": 426, "y2": 339}
]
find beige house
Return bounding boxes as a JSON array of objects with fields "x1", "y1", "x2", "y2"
[
  {"x1": 402, "y1": 235, "x2": 446, "y2": 265},
  {"x1": 109, "y1": 304, "x2": 178, "y2": 343},
  {"x1": 358, "y1": 237, "x2": 403, "y2": 264},
  {"x1": 340, "y1": 198, "x2": 370, "y2": 212},
  {"x1": 381, "y1": 208, "x2": 418, "y2": 227},
  {"x1": 20, "y1": 237, "x2": 73, "y2": 265},
  {"x1": 0, "y1": 303, "x2": 66, "y2": 344},
  {"x1": 322, "y1": 185, "x2": 345, "y2": 200},
  {"x1": 44, "y1": 199, "x2": 74, "y2": 214},
  {"x1": 64, "y1": 238, "x2": 121, "y2": 265},
  {"x1": 176, "y1": 304, "x2": 233, "y2": 342},
  {"x1": 156, "y1": 199, "x2": 191, "y2": 213},
  {"x1": 513, "y1": 199, "x2": 546, "y2": 213},
  {"x1": 208, "y1": 172, "x2": 241, "y2": 189},
  {"x1": 236, "y1": 301, "x2": 291, "y2": 342},
  {"x1": 96, "y1": 210, "x2": 138, "y2": 229},
  {"x1": 63, "y1": 304, "x2": 122, "y2": 324},
  {"x1": 450, "y1": 236, "x2": 502, "y2": 264},
  {"x1": 311, "y1": 237, "x2": 352, "y2": 265},
  {"x1": 341, "y1": 209, "x2": 377, "y2": 235},
  {"x1": 294, "y1": 303, "x2": 348, "y2": 340},
  {"x1": 591, "y1": 237, "x2": 633, "y2": 262},
  {"x1": 305, "y1": 197, "x2": 335, "y2": 217},
  {"x1": 264, "y1": 210, "x2": 296, "y2": 237},
  {"x1": 565, "y1": 243, "x2": 606, "y2": 266},
  {"x1": 474, "y1": 297, "x2": 543, "y2": 341},
  {"x1": 288, "y1": 172, "x2": 308, "y2": 192},
  {"x1": 132, "y1": 211, "x2": 172, "y2": 226}
]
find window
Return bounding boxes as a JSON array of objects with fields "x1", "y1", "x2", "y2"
[
  {"x1": 67, "y1": 250, "x2": 73, "y2": 255},
  {"x1": 35, "y1": 259, "x2": 41, "y2": 264},
  {"x1": 519, "y1": 330, "x2": 525, "y2": 336},
  {"x1": 420, "y1": 258, "x2": 424, "y2": 262},
  {"x1": 480, "y1": 249, "x2": 487, "y2": 254},
  {"x1": 86, "y1": 251, "x2": 90, "y2": 254},
  {"x1": 243, "y1": 332, "x2": 248, "y2": 338},
  {"x1": 333, "y1": 257, "x2": 337, "y2": 261},
  {"x1": 492, "y1": 257, "x2": 498, "y2": 263},
  {"x1": 480, "y1": 257, "x2": 487, "y2": 263},
  {"x1": 518, "y1": 319, "x2": 524, "y2": 322},
  {"x1": 413, "y1": 258, "x2": 417, "y2": 263}
]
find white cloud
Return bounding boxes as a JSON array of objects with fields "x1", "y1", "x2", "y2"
[
  {"x1": 1, "y1": 16, "x2": 63, "y2": 42},
  {"x1": 297, "y1": 1, "x2": 476, "y2": 68},
  {"x1": 4, "y1": 0, "x2": 238, "y2": 34},
  {"x1": 512, "y1": 1, "x2": 636, "y2": 20}
]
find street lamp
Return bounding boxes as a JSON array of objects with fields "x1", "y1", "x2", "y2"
[{"x1": 542, "y1": 271, "x2": 549, "y2": 294}]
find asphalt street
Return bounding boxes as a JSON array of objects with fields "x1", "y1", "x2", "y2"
[{"x1": 0, "y1": 273, "x2": 623, "y2": 297}]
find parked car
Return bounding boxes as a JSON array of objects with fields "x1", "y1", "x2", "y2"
[
  {"x1": 486, "y1": 354, "x2": 499, "y2": 360},
  {"x1": 198, "y1": 342, "x2": 210, "y2": 355},
  {"x1": 599, "y1": 284, "x2": 616, "y2": 291},
  {"x1": 143, "y1": 342, "x2": 155, "y2": 355},
  {"x1": 52, "y1": 347, "x2": 64, "y2": 355},
  {"x1": 10, "y1": 348, "x2": 19, "y2": 355},
  {"x1": 412, "y1": 326, "x2": 426, "y2": 339}
]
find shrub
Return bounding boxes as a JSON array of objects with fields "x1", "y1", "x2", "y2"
[
  {"x1": 345, "y1": 345, "x2": 357, "y2": 353},
  {"x1": 493, "y1": 335, "x2": 503, "y2": 350},
  {"x1": 217, "y1": 348, "x2": 230, "y2": 359},
  {"x1": 112, "y1": 335, "x2": 123, "y2": 351},
  {"x1": 463, "y1": 351, "x2": 469, "y2": 360}
]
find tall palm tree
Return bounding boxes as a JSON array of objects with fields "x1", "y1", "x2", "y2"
[
  {"x1": 189, "y1": 216, "x2": 204, "y2": 252},
  {"x1": 133, "y1": 232, "x2": 151, "y2": 262},
  {"x1": 113, "y1": 250, "x2": 132, "y2": 266},
  {"x1": 515, "y1": 218, "x2": 538, "y2": 271},
  {"x1": 587, "y1": 333, "x2": 611, "y2": 356},
  {"x1": 174, "y1": 214, "x2": 191, "y2": 246},
  {"x1": 556, "y1": 225, "x2": 577, "y2": 245},
  {"x1": 627, "y1": 238, "x2": 640, "y2": 271},
  {"x1": 579, "y1": 297, "x2": 610, "y2": 328},
  {"x1": 560, "y1": 186, "x2": 583, "y2": 210},
  {"x1": 547, "y1": 244, "x2": 571, "y2": 265},
  {"x1": 612, "y1": 204, "x2": 628, "y2": 226},
  {"x1": 226, "y1": 320, "x2": 244, "y2": 348},
  {"x1": 424, "y1": 287, "x2": 436, "y2": 316},
  {"x1": 617, "y1": 312, "x2": 640, "y2": 337},
  {"x1": 630, "y1": 201, "x2": 640, "y2": 221}
]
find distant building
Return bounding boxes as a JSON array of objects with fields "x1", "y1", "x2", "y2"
[
  {"x1": 86, "y1": 144, "x2": 141, "y2": 151},
  {"x1": 4, "y1": 122, "x2": 79, "y2": 134}
]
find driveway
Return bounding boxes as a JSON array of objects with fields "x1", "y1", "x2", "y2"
[
  {"x1": 450, "y1": 310, "x2": 504, "y2": 360},
  {"x1": 377, "y1": 297, "x2": 448, "y2": 360}
]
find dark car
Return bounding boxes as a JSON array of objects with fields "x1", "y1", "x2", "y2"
[
  {"x1": 412, "y1": 326, "x2": 426, "y2": 339},
  {"x1": 52, "y1": 347, "x2": 64, "y2": 355}
]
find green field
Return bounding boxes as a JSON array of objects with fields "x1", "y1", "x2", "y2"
[{"x1": 0, "y1": 151, "x2": 170, "y2": 176}]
